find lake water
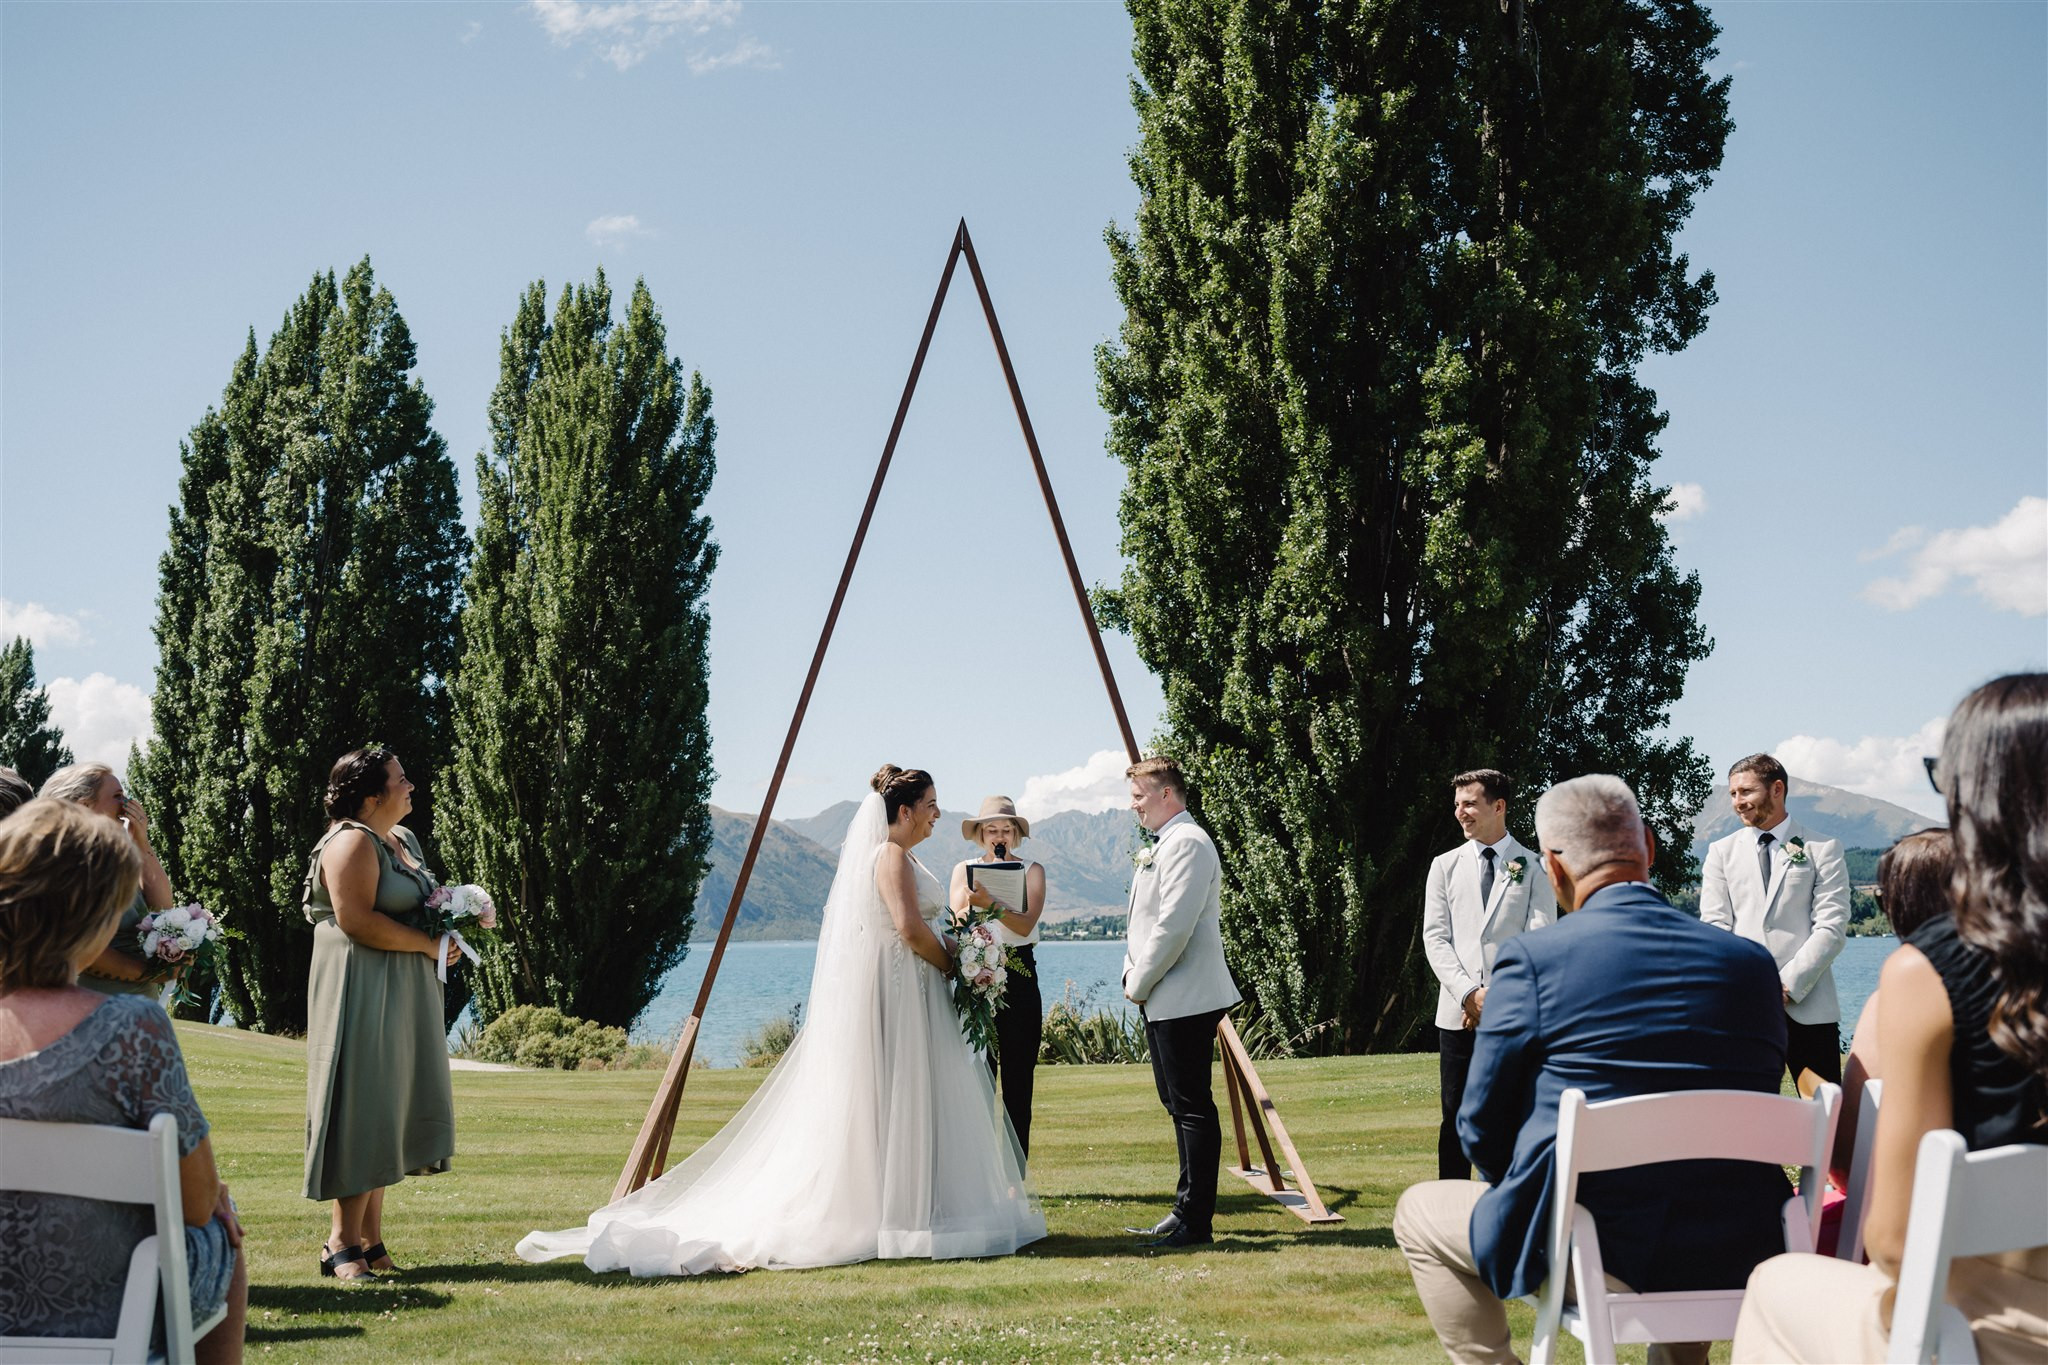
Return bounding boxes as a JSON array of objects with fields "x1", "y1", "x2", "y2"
[{"x1": 631, "y1": 932, "x2": 1899, "y2": 1067}]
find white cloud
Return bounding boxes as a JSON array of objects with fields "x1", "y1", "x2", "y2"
[
  {"x1": 1863, "y1": 496, "x2": 2047, "y2": 617},
  {"x1": 1775, "y1": 716, "x2": 1948, "y2": 821},
  {"x1": 0, "y1": 598, "x2": 87, "y2": 650},
  {"x1": 46, "y1": 673, "x2": 152, "y2": 779},
  {"x1": 1658, "y1": 482, "x2": 1707, "y2": 524},
  {"x1": 461, "y1": 20, "x2": 483, "y2": 43},
  {"x1": 1016, "y1": 749, "x2": 1132, "y2": 820},
  {"x1": 528, "y1": 0, "x2": 763, "y2": 73},
  {"x1": 687, "y1": 35, "x2": 778, "y2": 74},
  {"x1": 585, "y1": 213, "x2": 653, "y2": 249}
]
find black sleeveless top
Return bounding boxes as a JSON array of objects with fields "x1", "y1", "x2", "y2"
[{"x1": 1905, "y1": 913, "x2": 2047, "y2": 1149}]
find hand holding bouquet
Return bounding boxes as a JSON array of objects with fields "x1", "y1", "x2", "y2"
[
  {"x1": 421, "y1": 883, "x2": 498, "y2": 982},
  {"x1": 136, "y1": 903, "x2": 228, "y2": 1008},
  {"x1": 949, "y1": 908, "x2": 1032, "y2": 1053}
]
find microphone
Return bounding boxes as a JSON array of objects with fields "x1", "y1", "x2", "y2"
[{"x1": 994, "y1": 842, "x2": 1009, "y2": 862}]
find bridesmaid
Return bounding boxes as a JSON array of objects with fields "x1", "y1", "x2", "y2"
[
  {"x1": 302, "y1": 747, "x2": 461, "y2": 1282},
  {"x1": 949, "y1": 796, "x2": 1047, "y2": 1160},
  {"x1": 40, "y1": 763, "x2": 174, "y2": 997}
]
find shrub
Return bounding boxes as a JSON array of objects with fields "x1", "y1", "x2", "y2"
[
  {"x1": 1039, "y1": 990, "x2": 1148, "y2": 1065},
  {"x1": 742, "y1": 1004, "x2": 802, "y2": 1068},
  {"x1": 469, "y1": 1004, "x2": 630, "y2": 1070}
]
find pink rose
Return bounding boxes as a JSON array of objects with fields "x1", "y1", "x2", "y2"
[
  {"x1": 139, "y1": 916, "x2": 156, "y2": 933},
  {"x1": 973, "y1": 969, "x2": 995, "y2": 988},
  {"x1": 426, "y1": 886, "x2": 452, "y2": 909},
  {"x1": 160, "y1": 943, "x2": 186, "y2": 963},
  {"x1": 477, "y1": 902, "x2": 498, "y2": 930}
]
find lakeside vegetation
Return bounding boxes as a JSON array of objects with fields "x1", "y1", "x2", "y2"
[{"x1": 179, "y1": 1022, "x2": 1700, "y2": 1363}]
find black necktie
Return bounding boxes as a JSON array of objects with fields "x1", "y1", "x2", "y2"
[
  {"x1": 1480, "y1": 846, "x2": 1496, "y2": 906},
  {"x1": 1757, "y1": 832, "x2": 1775, "y2": 893}
]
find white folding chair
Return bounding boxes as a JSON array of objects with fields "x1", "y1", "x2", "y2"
[
  {"x1": 1887, "y1": 1129, "x2": 2048, "y2": 1365},
  {"x1": 1526, "y1": 1083, "x2": 1841, "y2": 1365},
  {"x1": 0, "y1": 1113, "x2": 227, "y2": 1365},
  {"x1": 1834, "y1": 1076, "x2": 1883, "y2": 1263}
]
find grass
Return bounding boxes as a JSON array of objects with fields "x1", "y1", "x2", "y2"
[{"x1": 180, "y1": 1023, "x2": 1712, "y2": 1363}]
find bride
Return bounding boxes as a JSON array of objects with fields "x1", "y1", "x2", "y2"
[{"x1": 517, "y1": 765, "x2": 1045, "y2": 1275}]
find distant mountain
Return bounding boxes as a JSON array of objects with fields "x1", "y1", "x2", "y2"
[
  {"x1": 1688, "y1": 778, "x2": 1934, "y2": 859},
  {"x1": 689, "y1": 807, "x2": 838, "y2": 942},
  {"x1": 700, "y1": 802, "x2": 1142, "y2": 941}
]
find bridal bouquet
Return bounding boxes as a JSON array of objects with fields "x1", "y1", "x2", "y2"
[
  {"x1": 950, "y1": 909, "x2": 1032, "y2": 1053},
  {"x1": 421, "y1": 883, "x2": 498, "y2": 982},
  {"x1": 135, "y1": 902, "x2": 228, "y2": 1008}
]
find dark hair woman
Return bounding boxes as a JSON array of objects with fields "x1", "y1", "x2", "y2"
[
  {"x1": 1735, "y1": 675, "x2": 2048, "y2": 1362},
  {"x1": 0, "y1": 800, "x2": 248, "y2": 1361},
  {"x1": 302, "y1": 748, "x2": 461, "y2": 1282}
]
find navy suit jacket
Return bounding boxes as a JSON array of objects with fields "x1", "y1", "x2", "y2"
[{"x1": 1458, "y1": 881, "x2": 1791, "y2": 1300}]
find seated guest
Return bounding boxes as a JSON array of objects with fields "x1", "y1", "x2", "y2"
[
  {"x1": 0, "y1": 767, "x2": 32, "y2": 819},
  {"x1": 1734, "y1": 675, "x2": 2048, "y2": 1364},
  {"x1": 1394, "y1": 774, "x2": 1789, "y2": 1365},
  {"x1": 1828, "y1": 826, "x2": 1953, "y2": 1190},
  {"x1": 40, "y1": 762, "x2": 175, "y2": 996},
  {"x1": 0, "y1": 799, "x2": 247, "y2": 1362}
]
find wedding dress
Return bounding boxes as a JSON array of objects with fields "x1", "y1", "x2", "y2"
[{"x1": 516, "y1": 793, "x2": 1045, "y2": 1275}]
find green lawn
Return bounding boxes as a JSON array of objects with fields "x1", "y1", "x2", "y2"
[{"x1": 180, "y1": 1024, "x2": 1691, "y2": 1362}]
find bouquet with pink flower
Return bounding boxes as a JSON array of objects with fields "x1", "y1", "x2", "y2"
[
  {"x1": 135, "y1": 902, "x2": 228, "y2": 1007},
  {"x1": 420, "y1": 883, "x2": 498, "y2": 981},
  {"x1": 949, "y1": 907, "x2": 1032, "y2": 1053}
]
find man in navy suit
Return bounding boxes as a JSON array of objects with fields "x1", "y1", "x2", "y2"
[{"x1": 1393, "y1": 774, "x2": 1789, "y2": 1365}]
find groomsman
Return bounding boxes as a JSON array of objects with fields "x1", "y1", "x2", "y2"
[
  {"x1": 1421, "y1": 770, "x2": 1555, "y2": 1180},
  {"x1": 1699, "y1": 752, "x2": 1851, "y2": 1086},
  {"x1": 1123, "y1": 756, "x2": 1241, "y2": 1247}
]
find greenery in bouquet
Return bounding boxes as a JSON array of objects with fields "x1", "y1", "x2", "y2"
[
  {"x1": 949, "y1": 907, "x2": 1032, "y2": 1053},
  {"x1": 135, "y1": 902, "x2": 232, "y2": 1008}
]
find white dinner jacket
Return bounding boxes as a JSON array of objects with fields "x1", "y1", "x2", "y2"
[
  {"x1": 1122, "y1": 812, "x2": 1242, "y2": 1022},
  {"x1": 1421, "y1": 834, "x2": 1556, "y2": 1031},
  {"x1": 1698, "y1": 816, "x2": 1850, "y2": 1025}
]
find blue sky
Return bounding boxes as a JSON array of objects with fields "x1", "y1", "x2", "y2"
[{"x1": 2, "y1": 1, "x2": 2041, "y2": 828}]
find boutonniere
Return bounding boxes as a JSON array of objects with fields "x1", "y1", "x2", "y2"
[
  {"x1": 1784, "y1": 836, "x2": 1808, "y2": 867},
  {"x1": 1132, "y1": 845, "x2": 1156, "y2": 873},
  {"x1": 1504, "y1": 856, "x2": 1527, "y2": 885}
]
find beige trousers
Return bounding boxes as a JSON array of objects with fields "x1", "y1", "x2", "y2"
[
  {"x1": 1731, "y1": 1249, "x2": 2048, "y2": 1365},
  {"x1": 1393, "y1": 1179, "x2": 1709, "y2": 1365}
]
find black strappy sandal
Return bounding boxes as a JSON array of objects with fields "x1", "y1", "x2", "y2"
[
  {"x1": 319, "y1": 1242, "x2": 375, "y2": 1281},
  {"x1": 363, "y1": 1241, "x2": 396, "y2": 1272}
]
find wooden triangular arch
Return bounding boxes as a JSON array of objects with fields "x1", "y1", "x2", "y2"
[{"x1": 614, "y1": 220, "x2": 1339, "y2": 1227}]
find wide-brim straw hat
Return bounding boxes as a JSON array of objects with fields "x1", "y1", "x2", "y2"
[{"x1": 961, "y1": 795, "x2": 1030, "y2": 844}]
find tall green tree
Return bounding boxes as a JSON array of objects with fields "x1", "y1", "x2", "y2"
[
  {"x1": 441, "y1": 272, "x2": 717, "y2": 1029},
  {"x1": 130, "y1": 260, "x2": 465, "y2": 1033},
  {"x1": 0, "y1": 638, "x2": 74, "y2": 788},
  {"x1": 1097, "y1": 0, "x2": 1723, "y2": 1049}
]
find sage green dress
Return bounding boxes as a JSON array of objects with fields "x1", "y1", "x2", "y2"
[
  {"x1": 78, "y1": 890, "x2": 158, "y2": 998},
  {"x1": 302, "y1": 819, "x2": 455, "y2": 1201}
]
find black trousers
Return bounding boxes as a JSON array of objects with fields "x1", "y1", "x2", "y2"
[
  {"x1": 1145, "y1": 1006, "x2": 1228, "y2": 1237},
  {"x1": 988, "y1": 946, "x2": 1042, "y2": 1159},
  {"x1": 1785, "y1": 1017, "x2": 1843, "y2": 1088},
  {"x1": 1437, "y1": 1025, "x2": 1476, "y2": 1180}
]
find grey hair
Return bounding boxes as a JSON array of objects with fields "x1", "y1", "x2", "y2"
[
  {"x1": 39, "y1": 762, "x2": 115, "y2": 806},
  {"x1": 1534, "y1": 774, "x2": 1645, "y2": 877}
]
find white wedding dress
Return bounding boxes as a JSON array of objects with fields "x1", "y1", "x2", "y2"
[{"x1": 516, "y1": 793, "x2": 1045, "y2": 1275}]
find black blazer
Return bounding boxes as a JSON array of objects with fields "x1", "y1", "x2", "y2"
[{"x1": 1459, "y1": 881, "x2": 1792, "y2": 1299}]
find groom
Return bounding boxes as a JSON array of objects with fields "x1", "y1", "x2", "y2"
[{"x1": 1122, "y1": 756, "x2": 1241, "y2": 1248}]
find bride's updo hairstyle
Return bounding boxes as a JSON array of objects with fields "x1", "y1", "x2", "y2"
[{"x1": 872, "y1": 765, "x2": 935, "y2": 824}]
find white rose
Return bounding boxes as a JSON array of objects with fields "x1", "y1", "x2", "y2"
[
  {"x1": 161, "y1": 907, "x2": 191, "y2": 932},
  {"x1": 143, "y1": 930, "x2": 163, "y2": 957}
]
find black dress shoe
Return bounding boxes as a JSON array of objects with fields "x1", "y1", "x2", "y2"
[
  {"x1": 1125, "y1": 1213, "x2": 1184, "y2": 1238},
  {"x1": 1146, "y1": 1225, "x2": 1213, "y2": 1248}
]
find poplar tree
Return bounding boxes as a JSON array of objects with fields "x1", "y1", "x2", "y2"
[
  {"x1": 0, "y1": 639, "x2": 73, "y2": 788},
  {"x1": 130, "y1": 260, "x2": 464, "y2": 1033},
  {"x1": 1098, "y1": 0, "x2": 1724, "y2": 1048},
  {"x1": 442, "y1": 273, "x2": 717, "y2": 1029}
]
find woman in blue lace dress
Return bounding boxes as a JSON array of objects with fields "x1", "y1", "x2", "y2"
[{"x1": 0, "y1": 799, "x2": 247, "y2": 1362}]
